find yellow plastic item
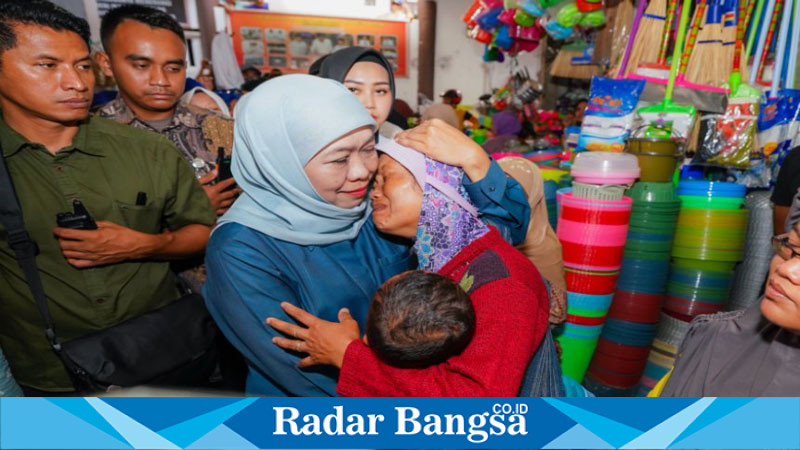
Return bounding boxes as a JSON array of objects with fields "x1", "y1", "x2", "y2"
[
  {"x1": 539, "y1": 168, "x2": 569, "y2": 184},
  {"x1": 646, "y1": 368, "x2": 673, "y2": 397}
]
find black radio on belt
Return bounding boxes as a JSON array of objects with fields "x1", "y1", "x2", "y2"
[{"x1": 56, "y1": 199, "x2": 98, "y2": 230}]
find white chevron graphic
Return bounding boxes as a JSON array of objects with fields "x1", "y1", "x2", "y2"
[
  {"x1": 621, "y1": 398, "x2": 716, "y2": 449},
  {"x1": 85, "y1": 398, "x2": 180, "y2": 449}
]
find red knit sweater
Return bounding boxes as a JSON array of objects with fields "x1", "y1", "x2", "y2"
[{"x1": 337, "y1": 228, "x2": 549, "y2": 397}]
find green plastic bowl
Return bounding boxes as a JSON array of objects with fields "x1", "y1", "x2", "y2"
[
  {"x1": 678, "y1": 195, "x2": 745, "y2": 210},
  {"x1": 672, "y1": 258, "x2": 736, "y2": 271},
  {"x1": 626, "y1": 182, "x2": 680, "y2": 203}
]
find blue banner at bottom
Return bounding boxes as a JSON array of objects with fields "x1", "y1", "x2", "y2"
[{"x1": 1, "y1": 397, "x2": 798, "y2": 449}]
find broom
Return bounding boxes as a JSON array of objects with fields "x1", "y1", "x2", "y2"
[
  {"x1": 609, "y1": 0, "x2": 636, "y2": 75},
  {"x1": 712, "y1": 0, "x2": 761, "y2": 167},
  {"x1": 634, "y1": 0, "x2": 678, "y2": 78},
  {"x1": 721, "y1": 0, "x2": 738, "y2": 81},
  {"x1": 615, "y1": 0, "x2": 647, "y2": 77},
  {"x1": 753, "y1": 0, "x2": 784, "y2": 85},
  {"x1": 637, "y1": 0, "x2": 697, "y2": 140},
  {"x1": 686, "y1": 0, "x2": 727, "y2": 86},
  {"x1": 550, "y1": 41, "x2": 603, "y2": 79},
  {"x1": 625, "y1": 0, "x2": 669, "y2": 76}
]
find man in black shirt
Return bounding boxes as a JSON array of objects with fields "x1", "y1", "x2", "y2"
[{"x1": 772, "y1": 146, "x2": 800, "y2": 234}]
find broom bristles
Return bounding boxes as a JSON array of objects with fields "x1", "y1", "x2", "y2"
[
  {"x1": 686, "y1": 13, "x2": 726, "y2": 86},
  {"x1": 625, "y1": 0, "x2": 668, "y2": 76},
  {"x1": 550, "y1": 50, "x2": 603, "y2": 79}
]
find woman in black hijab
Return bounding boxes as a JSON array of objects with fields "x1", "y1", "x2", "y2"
[{"x1": 310, "y1": 47, "x2": 405, "y2": 138}]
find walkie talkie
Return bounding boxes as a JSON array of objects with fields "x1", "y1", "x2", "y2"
[
  {"x1": 216, "y1": 147, "x2": 233, "y2": 183},
  {"x1": 56, "y1": 200, "x2": 98, "y2": 230}
]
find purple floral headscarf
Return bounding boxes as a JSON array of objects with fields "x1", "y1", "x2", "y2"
[{"x1": 377, "y1": 140, "x2": 489, "y2": 272}]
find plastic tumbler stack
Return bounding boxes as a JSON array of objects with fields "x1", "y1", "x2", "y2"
[
  {"x1": 554, "y1": 152, "x2": 638, "y2": 383},
  {"x1": 638, "y1": 181, "x2": 747, "y2": 395},
  {"x1": 584, "y1": 182, "x2": 680, "y2": 396}
]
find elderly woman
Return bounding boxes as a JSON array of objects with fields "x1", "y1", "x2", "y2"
[
  {"x1": 181, "y1": 87, "x2": 231, "y2": 118},
  {"x1": 203, "y1": 74, "x2": 532, "y2": 396},
  {"x1": 651, "y1": 224, "x2": 800, "y2": 396},
  {"x1": 267, "y1": 140, "x2": 551, "y2": 396}
]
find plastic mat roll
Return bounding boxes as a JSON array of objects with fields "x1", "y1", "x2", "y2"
[
  {"x1": 637, "y1": 313, "x2": 691, "y2": 396},
  {"x1": 728, "y1": 190, "x2": 773, "y2": 311}
]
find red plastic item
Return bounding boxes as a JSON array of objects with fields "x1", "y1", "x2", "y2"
[
  {"x1": 566, "y1": 314, "x2": 608, "y2": 326},
  {"x1": 595, "y1": 338, "x2": 652, "y2": 360},
  {"x1": 590, "y1": 350, "x2": 649, "y2": 374},
  {"x1": 462, "y1": 0, "x2": 483, "y2": 24},
  {"x1": 565, "y1": 270, "x2": 620, "y2": 295},
  {"x1": 577, "y1": 0, "x2": 604, "y2": 12},
  {"x1": 607, "y1": 291, "x2": 664, "y2": 323},
  {"x1": 560, "y1": 205, "x2": 633, "y2": 225},
  {"x1": 561, "y1": 241, "x2": 626, "y2": 268},
  {"x1": 474, "y1": 27, "x2": 494, "y2": 44}
]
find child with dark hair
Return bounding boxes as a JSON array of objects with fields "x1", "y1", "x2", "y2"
[{"x1": 366, "y1": 271, "x2": 475, "y2": 368}]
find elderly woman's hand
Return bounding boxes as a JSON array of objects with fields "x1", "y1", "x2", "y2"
[
  {"x1": 266, "y1": 303, "x2": 360, "y2": 369},
  {"x1": 395, "y1": 118, "x2": 491, "y2": 182}
]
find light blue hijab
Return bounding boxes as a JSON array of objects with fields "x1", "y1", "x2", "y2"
[{"x1": 218, "y1": 74, "x2": 376, "y2": 245}]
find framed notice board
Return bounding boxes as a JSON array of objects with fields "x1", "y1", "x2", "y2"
[{"x1": 230, "y1": 10, "x2": 408, "y2": 77}]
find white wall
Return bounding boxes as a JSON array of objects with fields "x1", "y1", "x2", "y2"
[{"x1": 433, "y1": 0, "x2": 543, "y2": 107}]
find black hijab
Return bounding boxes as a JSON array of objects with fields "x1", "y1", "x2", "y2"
[{"x1": 309, "y1": 47, "x2": 396, "y2": 99}]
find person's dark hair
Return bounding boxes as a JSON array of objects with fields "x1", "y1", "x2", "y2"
[
  {"x1": 240, "y1": 76, "x2": 267, "y2": 92},
  {"x1": 0, "y1": 0, "x2": 91, "y2": 60},
  {"x1": 366, "y1": 270, "x2": 476, "y2": 368},
  {"x1": 101, "y1": 4, "x2": 184, "y2": 52}
]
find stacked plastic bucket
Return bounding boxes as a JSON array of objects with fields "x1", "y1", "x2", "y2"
[
  {"x1": 523, "y1": 148, "x2": 562, "y2": 167},
  {"x1": 554, "y1": 152, "x2": 639, "y2": 383},
  {"x1": 584, "y1": 182, "x2": 680, "y2": 396},
  {"x1": 638, "y1": 181, "x2": 747, "y2": 395}
]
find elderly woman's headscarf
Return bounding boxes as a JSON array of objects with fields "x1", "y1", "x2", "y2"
[
  {"x1": 377, "y1": 140, "x2": 489, "y2": 272},
  {"x1": 180, "y1": 87, "x2": 231, "y2": 117},
  {"x1": 217, "y1": 74, "x2": 376, "y2": 245},
  {"x1": 309, "y1": 47, "x2": 396, "y2": 98}
]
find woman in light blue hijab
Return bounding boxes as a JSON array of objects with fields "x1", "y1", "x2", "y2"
[{"x1": 204, "y1": 74, "x2": 531, "y2": 396}]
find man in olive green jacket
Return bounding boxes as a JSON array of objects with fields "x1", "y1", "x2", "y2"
[{"x1": 0, "y1": 1, "x2": 215, "y2": 394}]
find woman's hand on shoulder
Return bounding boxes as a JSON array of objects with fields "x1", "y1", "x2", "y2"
[
  {"x1": 266, "y1": 303, "x2": 360, "y2": 369},
  {"x1": 395, "y1": 119, "x2": 491, "y2": 182}
]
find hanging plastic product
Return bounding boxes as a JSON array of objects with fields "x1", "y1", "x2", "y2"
[
  {"x1": 578, "y1": 76, "x2": 646, "y2": 152},
  {"x1": 695, "y1": 109, "x2": 758, "y2": 168}
]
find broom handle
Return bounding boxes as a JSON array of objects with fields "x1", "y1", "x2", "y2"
[
  {"x1": 771, "y1": 0, "x2": 793, "y2": 93},
  {"x1": 658, "y1": 0, "x2": 679, "y2": 63},
  {"x1": 743, "y1": 0, "x2": 757, "y2": 26},
  {"x1": 667, "y1": 0, "x2": 693, "y2": 100},
  {"x1": 745, "y1": 0, "x2": 768, "y2": 60},
  {"x1": 756, "y1": 0, "x2": 784, "y2": 83},
  {"x1": 733, "y1": 0, "x2": 749, "y2": 71},
  {"x1": 680, "y1": 0, "x2": 708, "y2": 73},
  {"x1": 618, "y1": 0, "x2": 648, "y2": 77},
  {"x1": 787, "y1": 0, "x2": 800, "y2": 87}
]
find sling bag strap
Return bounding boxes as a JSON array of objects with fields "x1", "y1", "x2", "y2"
[{"x1": 0, "y1": 146, "x2": 71, "y2": 359}]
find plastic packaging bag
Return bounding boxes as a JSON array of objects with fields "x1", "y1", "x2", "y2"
[
  {"x1": 694, "y1": 100, "x2": 758, "y2": 168},
  {"x1": 578, "y1": 76, "x2": 646, "y2": 151}
]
